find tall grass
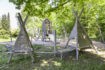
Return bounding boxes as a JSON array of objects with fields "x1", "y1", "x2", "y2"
[{"x1": 0, "y1": 45, "x2": 105, "y2": 70}]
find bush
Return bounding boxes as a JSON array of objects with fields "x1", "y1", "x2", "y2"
[
  {"x1": 0, "y1": 29, "x2": 19, "y2": 39},
  {"x1": 0, "y1": 29, "x2": 9, "y2": 35},
  {"x1": 0, "y1": 29, "x2": 9, "y2": 39},
  {"x1": 11, "y1": 29, "x2": 19, "y2": 37},
  {"x1": 0, "y1": 35, "x2": 9, "y2": 39}
]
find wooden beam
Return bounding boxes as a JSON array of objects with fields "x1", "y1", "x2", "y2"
[
  {"x1": 23, "y1": 14, "x2": 28, "y2": 25},
  {"x1": 17, "y1": 13, "x2": 28, "y2": 26},
  {"x1": 78, "y1": 8, "x2": 84, "y2": 18},
  {"x1": 17, "y1": 13, "x2": 24, "y2": 27}
]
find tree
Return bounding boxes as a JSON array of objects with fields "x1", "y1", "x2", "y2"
[
  {"x1": 7, "y1": 13, "x2": 13, "y2": 42},
  {"x1": 1, "y1": 14, "x2": 7, "y2": 30},
  {"x1": 0, "y1": 13, "x2": 11, "y2": 39},
  {"x1": 1, "y1": 13, "x2": 10, "y2": 31},
  {"x1": 9, "y1": 0, "x2": 105, "y2": 41}
]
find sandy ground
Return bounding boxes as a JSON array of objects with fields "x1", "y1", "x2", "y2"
[
  {"x1": 0, "y1": 40, "x2": 105, "y2": 49},
  {"x1": 92, "y1": 41, "x2": 105, "y2": 50},
  {"x1": 0, "y1": 40, "x2": 105, "y2": 58}
]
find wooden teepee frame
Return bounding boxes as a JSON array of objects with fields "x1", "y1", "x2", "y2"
[
  {"x1": 60, "y1": 8, "x2": 98, "y2": 60},
  {"x1": 8, "y1": 13, "x2": 34, "y2": 63}
]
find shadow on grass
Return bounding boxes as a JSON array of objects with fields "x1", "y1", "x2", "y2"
[{"x1": 0, "y1": 45, "x2": 105, "y2": 70}]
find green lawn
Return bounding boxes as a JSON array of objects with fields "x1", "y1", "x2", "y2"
[
  {"x1": 0, "y1": 38, "x2": 16, "y2": 42},
  {"x1": 0, "y1": 44, "x2": 105, "y2": 70}
]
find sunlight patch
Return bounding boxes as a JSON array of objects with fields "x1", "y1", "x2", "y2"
[
  {"x1": 34, "y1": 69, "x2": 37, "y2": 70},
  {"x1": 52, "y1": 61, "x2": 61, "y2": 66},
  {"x1": 98, "y1": 51, "x2": 105, "y2": 59},
  {"x1": 41, "y1": 60, "x2": 49, "y2": 67}
]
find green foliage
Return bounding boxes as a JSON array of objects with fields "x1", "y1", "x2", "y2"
[
  {"x1": 0, "y1": 13, "x2": 11, "y2": 39},
  {"x1": 0, "y1": 29, "x2": 9, "y2": 39},
  {"x1": 9, "y1": 0, "x2": 105, "y2": 41},
  {"x1": 0, "y1": 29, "x2": 9, "y2": 35},
  {"x1": 1, "y1": 14, "x2": 10, "y2": 31},
  {"x1": 11, "y1": 29, "x2": 19, "y2": 37}
]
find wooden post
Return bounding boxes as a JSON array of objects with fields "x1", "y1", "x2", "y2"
[
  {"x1": 10, "y1": 31, "x2": 12, "y2": 42},
  {"x1": 53, "y1": 30, "x2": 56, "y2": 56},
  {"x1": 76, "y1": 16, "x2": 79, "y2": 60},
  {"x1": 8, "y1": 52, "x2": 13, "y2": 63}
]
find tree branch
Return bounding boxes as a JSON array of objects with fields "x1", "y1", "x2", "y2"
[
  {"x1": 45, "y1": 0, "x2": 70, "y2": 13},
  {"x1": 78, "y1": 8, "x2": 84, "y2": 18}
]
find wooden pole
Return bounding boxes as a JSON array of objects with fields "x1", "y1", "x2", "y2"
[{"x1": 53, "y1": 30, "x2": 56, "y2": 56}]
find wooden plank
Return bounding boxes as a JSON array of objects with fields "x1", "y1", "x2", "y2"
[
  {"x1": 57, "y1": 46, "x2": 76, "y2": 53},
  {"x1": 36, "y1": 52, "x2": 56, "y2": 54}
]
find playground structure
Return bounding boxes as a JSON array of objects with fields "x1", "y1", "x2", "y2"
[
  {"x1": 42, "y1": 18, "x2": 54, "y2": 41},
  {"x1": 7, "y1": 13, "x2": 34, "y2": 63},
  {"x1": 58, "y1": 8, "x2": 98, "y2": 60},
  {"x1": 32, "y1": 9, "x2": 98, "y2": 60},
  {"x1": 5, "y1": 9, "x2": 98, "y2": 63},
  {"x1": 34, "y1": 18, "x2": 57, "y2": 56}
]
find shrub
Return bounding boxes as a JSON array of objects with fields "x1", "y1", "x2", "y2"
[
  {"x1": 0, "y1": 29, "x2": 9, "y2": 35},
  {"x1": 0, "y1": 29, "x2": 9, "y2": 39},
  {"x1": 0, "y1": 35, "x2": 9, "y2": 39},
  {"x1": 11, "y1": 29, "x2": 19, "y2": 37}
]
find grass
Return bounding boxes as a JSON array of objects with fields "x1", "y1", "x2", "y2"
[
  {"x1": 0, "y1": 38, "x2": 16, "y2": 42},
  {"x1": 0, "y1": 44, "x2": 105, "y2": 70}
]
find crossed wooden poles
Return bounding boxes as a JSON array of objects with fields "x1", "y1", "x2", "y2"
[{"x1": 8, "y1": 13, "x2": 34, "y2": 63}]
